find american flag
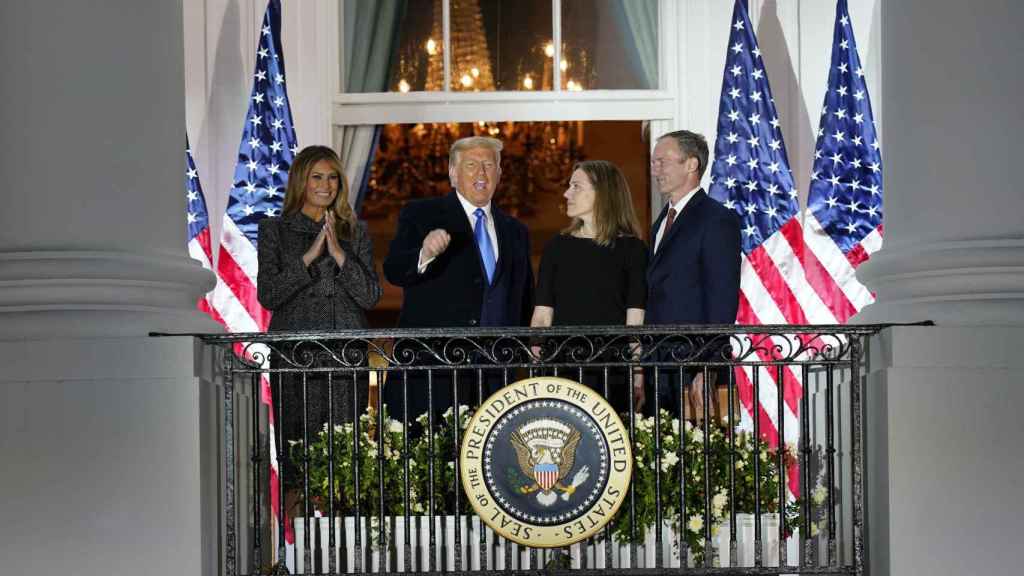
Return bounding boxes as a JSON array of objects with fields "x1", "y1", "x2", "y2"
[
  {"x1": 707, "y1": 0, "x2": 809, "y2": 493},
  {"x1": 208, "y1": 0, "x2": 297, "y2": 545},
  {"x1": 803, "y1": 0, "x2": 883, "y2": 322},
  {"x1": 185, "y1": 139, "x2": 214, "y2": 309}
]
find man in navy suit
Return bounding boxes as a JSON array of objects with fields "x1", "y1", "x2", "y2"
[
  {"x1": 383, "y1": 136, "x2": 533, "y2": 424},
  {"x1": 644, "y1": 130, "x2": 741, "y2": 418}
]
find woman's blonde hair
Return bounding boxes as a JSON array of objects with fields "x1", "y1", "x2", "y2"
[
  {"x1": 282, "y1": 145, "x2": 355, "y2": 240},
  {"x1": 563, "y1": 160, "x2": 643, "y2": 246}
]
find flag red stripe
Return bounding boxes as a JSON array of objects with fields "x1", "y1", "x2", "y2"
[
  {"x1": 746, "y1": 243, "x2": 810, "y2": 326},
  {"x1": 787, "y1": 228, "x2": 859, "y2": 323},
  {"x1": 216, "y1": 246, "x2": 271, "y2": 331}
]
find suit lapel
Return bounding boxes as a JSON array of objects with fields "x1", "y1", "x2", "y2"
[{"x1": 650, "y1": 189, "x2": 707, "y2": 267}]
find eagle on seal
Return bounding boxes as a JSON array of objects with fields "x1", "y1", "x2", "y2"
[{"x1": 510, "y1": 418, "x2": 591, "y2": 507}]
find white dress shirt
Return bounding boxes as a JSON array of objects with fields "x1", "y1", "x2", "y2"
[{"x1": 653, "y1": 186, "x2": 701, "y2": 252}]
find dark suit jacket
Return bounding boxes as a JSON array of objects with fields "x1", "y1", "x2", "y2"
[
  {"x1": 646, "y1": 189, "x2": 741, "y2": 326},
  {"x1": 383, "y1": 191, "x2": 534, "y2": 328}
]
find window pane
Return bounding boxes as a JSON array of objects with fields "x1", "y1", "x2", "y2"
[
  {"x1": 561, "y1": 0, "x2": 658, "y2": 90},
  {"x1": 450, "y1": 0, "x2": 553, "y2": 92}
]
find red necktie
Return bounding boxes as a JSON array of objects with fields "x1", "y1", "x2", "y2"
[{"x1": 665, "y1": 207, "x2": 677, "y2": 232}]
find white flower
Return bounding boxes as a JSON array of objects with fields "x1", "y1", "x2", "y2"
[
  {"x1": 671, "y1": 419, "x2": 681, "y2": 434},
  {"x1": 687, "y1": 515, "x2": 703, "y2": 533},
  {"x1": 660, "y1": 451, "x2": 679, "y2": 472},
  {"x1": 810, "y1": 521, "x2": 820, "y2": 537},
  {"x1": 812, "y1": 485, "x2": 828, "y2": 505},
  {"x1": 447, "y1": 461, "x2": 455, "y2": 470},
  {"x1": 442, "y1": 406, "x2": 454, "y2": 419},
  {"x1": 388, "y1": 421, "x2": 404, "y2": 434},
  {"x1": 712, "y1": 491, "x2": 728, "y2": 516},
  {"x1": 637, "y1": 417, "x2": 653, "y2": 432}
]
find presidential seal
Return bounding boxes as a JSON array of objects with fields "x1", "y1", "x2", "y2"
[{"x1": 460, "y1": 377, "x2": 632, "y2": 547}]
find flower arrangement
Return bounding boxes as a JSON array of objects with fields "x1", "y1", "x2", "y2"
[
  {"x1": 291, "y1": 406, "x2": 807, "y2": 561},
  {"x1": 610, "y1": 410, "x2": 802, "y2": 563}
]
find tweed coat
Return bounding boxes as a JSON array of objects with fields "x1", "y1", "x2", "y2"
[{"x1": 257, "y1": 211, "x2": 381, "y2": 330}]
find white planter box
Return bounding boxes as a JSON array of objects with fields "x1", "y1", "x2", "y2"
[{"x1": 284, "y1": 513, "x2": 804, "y2": 572}]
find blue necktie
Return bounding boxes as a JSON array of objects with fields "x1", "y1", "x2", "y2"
[{"x1": 474, "y1": 208, "x2": 496, "y2": 284}]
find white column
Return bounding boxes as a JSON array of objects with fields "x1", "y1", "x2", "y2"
[
  {"x1": 0, "y1": 2, "x2": 219, "y2": 576},
  {"x1": 855, "y1": 0, "x2": 1024, "y2": 326},
  {"x1": 860, "y1": 3, "x2": 1024, "y2": 576}
]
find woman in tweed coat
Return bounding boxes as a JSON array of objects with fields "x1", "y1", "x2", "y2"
[{"x1": 257, "y1": 145, "x2": 381, "y2": 488}]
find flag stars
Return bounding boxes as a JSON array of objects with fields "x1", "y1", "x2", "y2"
[
  {"x1": 262, "y1": 25, "x2": 271, "y2": 36},
  {"x1": 851, "y1": 135, "x2": 863, "y2": 147},
  {"x1": 273, "y1": 96, "x2": 285, "y2": 107},
  {"x1": 728, "y1": 110, "x2": 741, "y2": 122},
  {"x1": 187, "y1": 168, "x2": 198, "y2": 180},
  {"x1": 244, "y1": 181, "x2": 258, "y2": 194},
  {"x1": 850, "y1": 158, "x2": 863, "y2": 169},
  {"x1": 832, "y1": 130, "x2": 846, "y2": 143},
  {"x1": 853, "y1": 113, "x2": 864, "y2": 124},
  {"x1": 267, "y1": 163, "x2": 281, "y2": 176},
  {"x1": 840, "y1": 15, "x2": 850, "y2": 26},
  {"x1": 871, "y1": 140, "x2": 881, "y2": 151},
  {"x1": 789, "y1": 188, "x2": 799, "y2": 199},
  {"x1": 270, "y1": 141, "x2": 283, "y2": 153},
  {"x1": 248, "y1": 136, "x2": 261, "y2": 150},
  {"x1": 745, "y1": 157, "x2": 759, "y2": 170},
  {"x1": 849, "y1": 178, "x2": 861, "y2": 191},
  {"x1": 770, "y1": 117, "x2": 781, "y2": 129},
  {"x1": 814, "y1": 149, "x2": 823, "y2": 160},
  {"x1": 826, "y1": 195, "x2": 839, "y2": 209},
  {"x1": 726, "y1": 132, "x2": 740, "y2": 144},
  {"x1": 767, "y1": 161, "x2": 781, "y2": 174},
  {"x1": 731, "y1": 65, "x2": 743, "y2": 77},
  {"x1": 751, "y1": 90, "x2": 763, "y2": 103},
  {"x1": 744, "y1": 180, "x2": 758, "y2": 193},
  {"x1": 769, "y1": 139, "x2": 782, "y2": 151},
  {"x1": 271, "y1": 118, "x2": 285, "y2": 130},
  {"x1": 866, "y1": 205, "x2": 879, "y2": 218},
  {"x1": 266, "y1": 185, "x2": 281, "y2": 198},
  {"x1": 751, "y1": 68, "x2": 765, "y2": 80},
  {"x1": 242, "y1": 204, "x2": 256, "y2": 216},
  {"x1": 731, "y1": 42, "x2": 744, "y2": 54},
  {"x1": 868, "y1": 183, "x2": 881, "y2": 196},
  {"x1": 830, "y1": 152, "x2": 844, "y2": 166},
  {"x1": 764, "y1": 205, "x2": 779, "y2": 219},
  {"x1": 266, "y1": 207, "x2": 278, "y2": 217},
  {"x1": 747, "y1": 135, "x2": 760, "y2": 147},
  {"x1": 838, "y1": 63, "x2": 849, "y2": 74},
  {"x1": 855, "y1": 67, "x2": 865, "y2": 78},
  {"x1": 733, "y1": 19, "x2": 745, "y2": 31},
  {"x1": 258, "y1": 47, "x2": 269, "y2": 59},
  {"x1": 834, "y1": 108, "x2": 848, "y2": 119},
  {"x1": 725, "y1": 177, "x2": 738, "y2": 189},
  {"x1": 743, "y1": 223, "x2": 758, "y2": 237},
  {"x1": 840, "y1": 39, "x2": 849, "y2": 50},
  {"x1": 187, "y1": 190, "x2": 199, "y2": 202},
  {"x1": 868, "y1": 161, "x2": 881, "y2": 173},
  {"x1": 845, "y1": 200, "x2": 860, "y2": 212},
  {"x1": 187, "y1": 212, "x2": 198, "y2": 224},
  {"x1": 828, "y1": 174, "x2": 842, "y2": 187},
  {"x1": 744, "y1": 202, "x2": 758, "y2": 215},
  {"x1": 255, "y1": 70, "x2": 267, "y2": 82},
  {"x1": 725, "y1": 154, "x2": 738, "y2": 167},
  {"x1": 729, "y1": 87, "x2": 742, "y2": 99},
  {"x1": 836, "y1": 85, "x2": 849, "y2": 97},
  {"x1": 752, "y1": 47, "x2": 762, "y2": 59},
  {"x1": 724, "y1": 198, "x2": 737, "y2": 210},
  {"x1": 843, "y1": 221, "x2": 859, "y2": 233},
  {"x1": 253, "y1": 92, "x2": 265, "y2": 104},
  {"x1": 854, "y1": 89, "x2": 865, "y2": 101},
  {"x1": 246, "y1": 158, "x2": 259, "y2": 172},
  {"x1": 274, "y1": 73, "x2": 285, "y2": 85},
  {"x1": 766, "y1": 183, "x2": 780, "y2": 195},
  {"x1": 749, "y1": 112, "x2": 761, "y2": 124},
  {"x1": 249, "y1": 114, "x2": 262, "y2": 127}
]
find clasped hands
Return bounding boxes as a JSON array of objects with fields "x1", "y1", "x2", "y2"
[{"x1": 303, "y1": 211, "x2": 346, "y2": 268}]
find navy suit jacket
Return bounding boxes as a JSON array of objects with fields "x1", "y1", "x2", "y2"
[
  {"x1": 646, "y1": 189, "x2": 742, "y2": 326},
  {"x1": 383, "y1": 191, "x2": 534, "y2": 328}
]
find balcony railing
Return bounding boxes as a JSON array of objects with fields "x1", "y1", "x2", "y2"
[{"x1": 168, "y1": 323, "x2": 902, "y2": 576}]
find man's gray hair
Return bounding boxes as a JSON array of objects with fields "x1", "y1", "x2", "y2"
[
  {"x1": 658, "y1": 130, "x2": 709, "y2": 178},
  {"x1": 450, "y1": 136, "x2": 503, "y2": 167}
]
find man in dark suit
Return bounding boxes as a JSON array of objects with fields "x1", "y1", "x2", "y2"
[
  {"x1": 644, "y1": 130, "x2": 741, "y2": 418},
  {"x1": 383, "y1": 136, "x2": 533, "y2": 424}
]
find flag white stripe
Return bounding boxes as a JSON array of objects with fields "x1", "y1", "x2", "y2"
[
  {"x1": 219, "y1": 214, "x2": 260, "y2": 287},
  {"x1": 762, "y1": 230, "x2": 839, "y2": 325},
  {"x1": 802, "y1": 211, "x2": 875, "y2": 311}
]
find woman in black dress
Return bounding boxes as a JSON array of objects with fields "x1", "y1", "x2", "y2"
[
  {"x1": 531, "y1": 160, "x2": 648, "y2": 414},
  {"x1": 257, "y1": 145, "x2": 381, "y2": 493}
]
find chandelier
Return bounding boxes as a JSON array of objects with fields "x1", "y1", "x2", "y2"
[{"x1": 360, "y1": 0, "x2": 589, "y2": 219}]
